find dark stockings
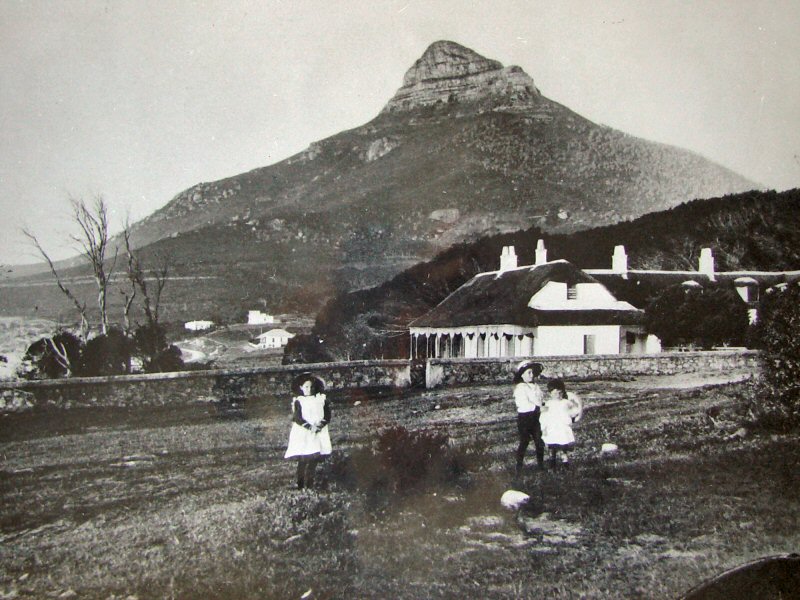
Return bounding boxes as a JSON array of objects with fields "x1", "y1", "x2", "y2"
[
  {"x1": 296, "y1": 455, "x2": 320, "y2": 489},
  {"x1": 516, "y1": 411, "x2": 544, "y2": 474}
]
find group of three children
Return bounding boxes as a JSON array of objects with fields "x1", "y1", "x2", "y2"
[{"x1": 284, "y1": 361, "x2": 582, "y2": 489}]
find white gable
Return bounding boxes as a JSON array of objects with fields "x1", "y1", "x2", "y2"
[{"x1": 528, "y1": 281, "x2": 637, "y2": 311}]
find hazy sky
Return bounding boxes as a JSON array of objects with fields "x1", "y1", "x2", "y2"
[{"x1": 2, "y1": 0, "x2": 798, "y2": 265}]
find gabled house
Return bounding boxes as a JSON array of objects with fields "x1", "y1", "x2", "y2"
[
  {"x1": 251, "y1": 328, "x2": 295, "y2": 349},
  {"x1": 409, "y1": 243, "x2": 660, "y2": 359}
]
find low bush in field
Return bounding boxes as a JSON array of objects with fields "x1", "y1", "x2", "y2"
[{"x1": 328, "y1": 425, "x2": 488, "y2": 507}]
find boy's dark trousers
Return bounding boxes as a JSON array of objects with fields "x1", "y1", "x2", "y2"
[
  {"x1": 516, "y1": 409, "x2": 544, "y2": 472},
  {"x1": 296, "y1": 455, "x2": 320, "y2": 489}
]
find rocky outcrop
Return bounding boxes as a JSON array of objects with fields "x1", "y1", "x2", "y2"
[
  {"x1": 382, "y1": 40, "x2": 541, "y2": 113},
  {"x1": 362, "y1": 137, "x2": 400, "y2": 162}
]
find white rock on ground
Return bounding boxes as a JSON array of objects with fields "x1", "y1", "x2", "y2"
[
  {"x1": 600, "y1": 443, "x2": 619, "y2": 454},
  {"x1": 501, "y1": 490, "x2": 530, "y2": 510}
]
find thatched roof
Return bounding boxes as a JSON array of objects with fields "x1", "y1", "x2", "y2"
[{"x1": 410, "y1": 260, "x2": 643, "y2": 328}]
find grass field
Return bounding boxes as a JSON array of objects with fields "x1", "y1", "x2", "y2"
[{"x1": 1, "y1": 373, "x2": 798, "y2": 599}]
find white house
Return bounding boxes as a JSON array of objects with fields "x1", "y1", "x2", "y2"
[
  {"x1": 252, "y1": 328, "x2": 295, "y2": 349},
  {"x1": 409, "y1": 242, "x2": 660, "y2": 359},
  {"x1": 247, "y1": 310, "x2": 275, "y2": 325},
  {"x1": 184, "y1": 320, "x2": 214, "y2": 332}
]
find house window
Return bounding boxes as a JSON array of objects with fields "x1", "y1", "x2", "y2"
[
  {"x1": 567, "y1": 284, "x2": 578, "y2": 300},
  {"x1": 625, "y1": 331, "x2": 637, "y2": 353},
  {"x1": 583, "y1": 334, "x2": 596, "y2": 355}
]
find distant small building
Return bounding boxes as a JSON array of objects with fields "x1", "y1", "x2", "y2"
[
  {"x1": 252, "y1": 328, "x2": 295, "y2": 349},
  {"x1": 247, "y1": 310, "x2": 275, "y2": 325},
  {"x1": 184, "y1": 320, "x2": 214, "y2": 332}
]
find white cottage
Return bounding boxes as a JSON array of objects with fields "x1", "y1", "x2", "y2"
[
  {"x1": 409, "y1": 243, "x2": 660, "y2": 359},
  {"x1": 184, "y1": 320, "x2": 214, "y2": 332},
  {"x1": 247, "y1": 310, "x2": 275, "y2": 325},
  {"x1": 252, "y1": 328, "x2": 295, "y2": 349}
]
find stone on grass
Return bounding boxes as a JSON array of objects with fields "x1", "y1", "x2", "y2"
[
  {"x1": 501, "y1": 489, "x2": 530, "y2": 510},
  {"x1": 600, "y1": 443, "x2": 619, "y2": 454}
]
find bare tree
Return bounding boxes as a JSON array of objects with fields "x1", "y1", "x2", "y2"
[
  {"x1": 45, "y1": 337, "x2": 75, "y2": 377},
  {"x1": 22, "y1": 229, "x2": 90, "y2": 341},
  {"x1": 121, "y1": 222, "x2": 170, "y2": 328},
  {"x1": 23, "y1": 195, "x2": 120, "y2": 340},
  {"x1": 70, "y1": 196, "x2": 117, "y2": 334},
  {"x1": 120, "y1": 224, "x2": 137, "y2": 334}
]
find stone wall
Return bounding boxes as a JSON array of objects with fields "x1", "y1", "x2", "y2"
[
  {"x1": 425, "y1": 350, "x2": 759, "y2": 388},
  {"x1": 0, "y1": 360, "x2": 412, "y2": 412},
  {"x1": 0, "y1": 351, "x2": 759, "y2": 412}
]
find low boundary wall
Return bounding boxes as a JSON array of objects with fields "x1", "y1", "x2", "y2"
[
  {"x1": 0, "y1": 351, "x2": 758, "y2": 411},
  {"x1": 425, "y1": 350, "x2": 759, "y2": 388},
  {"x1": 0, "y1": 360, "x2": 412, "y2": 412}
]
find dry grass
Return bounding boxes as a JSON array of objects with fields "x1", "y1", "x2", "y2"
[{"x1": 1, "y1": 373, "x2": 798, "y2": 599}]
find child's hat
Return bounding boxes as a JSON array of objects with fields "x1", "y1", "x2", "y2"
[
  {"x1": 291, "y1": 372, "x2": 326, "y2": 395},
  {"x1": 514, "y1": 360, "x2": 543, "y2": 379}
]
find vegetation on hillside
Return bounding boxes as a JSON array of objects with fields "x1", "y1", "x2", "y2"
[{"x1": 285, "y1": 188, "x2": 800, "y2": 362}]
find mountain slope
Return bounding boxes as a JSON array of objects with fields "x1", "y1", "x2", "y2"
[
  {"x1": 125, "y1": 42, "x2": 754, "y2": 301},
  {"x1": 6, "y1": 41, "x2": 757, "y2": 323}
]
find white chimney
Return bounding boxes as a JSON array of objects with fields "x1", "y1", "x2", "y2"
[
  {"x1": 612, "y1": 245, "x2": 628, "y2": 277},
  {"x1": 500, "y1": 246, "x2": 518, "y2": 271},
  {"x1": 699, "y1": 248, "x2": 715, "y2": 280},
  {"x1": 535, "y1": 239, "x2": 547, "y2": 266}
]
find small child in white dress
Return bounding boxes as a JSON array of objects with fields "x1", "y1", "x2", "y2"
[
  {"x1": 284, "y1": 373, "x2": 332, "y2": 489},
  {"x1": 540, "y1": 379, "x2": 583, "y2": 469}
]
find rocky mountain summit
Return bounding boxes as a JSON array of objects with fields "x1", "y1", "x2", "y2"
[
  {"x1": 9, "y1": 41, "x2": 758, "y2": 323},
  {"x1": 382, "y1": 40, "x2": 541, "y2": 113}
]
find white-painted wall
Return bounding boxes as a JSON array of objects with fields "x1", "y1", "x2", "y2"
[
  {"x1": 529, "y1": 282, "x2": 635, "y2": 311},
  {"x1": 536, "y1": 325, "x2": 622, "y2": 356}
]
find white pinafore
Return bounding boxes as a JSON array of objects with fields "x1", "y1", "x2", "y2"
[{"x1": 284, "y1": 393, "x2": 332, "y2": 458}]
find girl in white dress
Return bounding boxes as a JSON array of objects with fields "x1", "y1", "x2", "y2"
[
  {"x1": 284, "y1": 373, "x2": 331, "y2": 489},
  {"x1": 541, "y1": 379, "x2": 583, "y2": 469}
]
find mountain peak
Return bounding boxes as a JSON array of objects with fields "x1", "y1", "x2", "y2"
[
  {"x1": 382, "y1": 40, "x2": 541, "y2": 113},
  {"x1": 403, "y1": 40, "x2": 502, "y2": 85}
]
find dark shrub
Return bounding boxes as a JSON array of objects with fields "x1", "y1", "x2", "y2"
[
  {"x1": 132, "y1": 323, "x2": 184, "y2": 373},
  {"x1": 645, "y1": 284, "x2": 749, "y2": 348},
  {"x1": 750, "y1": 283, "x2": 800, "y2": 428},
  {"x1": 19, "y1": 330, "x2": 83, "y2": 379},
  {"x1": 329, "y1": 426, "x2": 484, "y2": 507},
  {"x1": 77, "y1": 328, "x2": 132, "y2": 376}
]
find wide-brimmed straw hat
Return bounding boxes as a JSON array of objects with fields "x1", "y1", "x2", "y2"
[
  {"x1": 291, "y1": 372, "x2": 326, "y2": 395},
  {"x1": 514, "y1": 360, "x2": 543, "y2": 381}
]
